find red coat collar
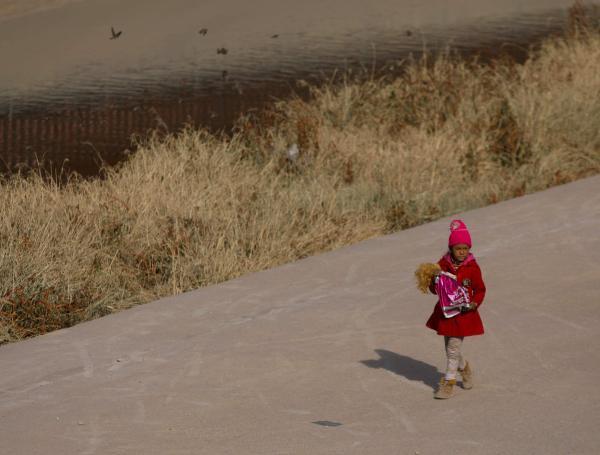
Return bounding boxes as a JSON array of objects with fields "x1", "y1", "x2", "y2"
[{"x1": 442, "y1": 252, "x2": 475, "y2": 269}]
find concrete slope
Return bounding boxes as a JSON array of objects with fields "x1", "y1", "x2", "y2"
[{"x1": 1, "y1": 176, "x2": 599, "y2": 455}]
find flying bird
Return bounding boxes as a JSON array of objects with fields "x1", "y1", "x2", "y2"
[
  {"x1": 405, "y1": 30, "x2": 413, "y2": 37},
  {"x1": 271, "y1": 34, "x2": 279, "y2": 38},
  {"x1": 217, "y1": 47, "x2": 228, "y2": 55},
  {"x1": 198, "y1": 28, "x2": 208, "y2": 36},
  {"x1": 110, "y1": 26, "x2": 122, "y2": 40}
]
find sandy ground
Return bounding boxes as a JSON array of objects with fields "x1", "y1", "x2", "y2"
[
  {"x1": 0, "y1": 0, "x2": 85, "y2": 21},
  {"x1": 0, "y1": 0, "x2": 576, "y2": 23},
  {"x1": 0, "y1": 175, "x2": 599, "y2": 454}
]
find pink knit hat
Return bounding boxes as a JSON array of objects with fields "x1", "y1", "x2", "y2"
[{"x1": 448, "y1": 219, "x2": 472, "y2": 247}]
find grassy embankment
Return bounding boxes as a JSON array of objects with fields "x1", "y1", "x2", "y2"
[{"x1": 1, "y1": 21, "x2": 599, "y2": 344}]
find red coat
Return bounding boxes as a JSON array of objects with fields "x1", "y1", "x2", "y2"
[{"x1": 426, "y1": 253, "x2": 486, "y2": 337}]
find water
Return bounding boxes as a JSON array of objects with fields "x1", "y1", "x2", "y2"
[{"x1": 0, "y1": 0, "x2": 594, "y2": 176}]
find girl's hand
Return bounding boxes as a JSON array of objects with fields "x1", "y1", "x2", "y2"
[{"x1": 461, "y1": 303, "x2": 477, "y2": 312}]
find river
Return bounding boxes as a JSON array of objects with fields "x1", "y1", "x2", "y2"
[{"x1": 0, "y1": 0, "x2": 595, "y2": 176}]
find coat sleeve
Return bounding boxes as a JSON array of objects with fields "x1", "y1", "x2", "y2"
[
  {"x1": 429, "y1": 278, "x2": 437, "y2": 295},
  {"x1": 471, "y1": 263, "x2": 486, "y2": 306}
]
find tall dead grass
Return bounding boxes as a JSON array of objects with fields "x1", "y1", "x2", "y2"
[{"x1": 1, "y1": 26, "x2": 599, "y2": 344}]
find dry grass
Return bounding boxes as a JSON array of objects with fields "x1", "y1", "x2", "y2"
[{"x1": 1, "y1": 24, "x2": 599, "y2": 344}]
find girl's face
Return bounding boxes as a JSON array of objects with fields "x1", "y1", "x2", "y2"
[{"x1": 451, "y1": 244, "x2": 470, "y2": 262}]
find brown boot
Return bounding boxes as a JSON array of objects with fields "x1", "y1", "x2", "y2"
[
  {"x1": 459, "y1": 361, "x2": 473, "y2": 390},
  {"x1": 434, "y1": 378, "x2": 456, "y2": 399}
]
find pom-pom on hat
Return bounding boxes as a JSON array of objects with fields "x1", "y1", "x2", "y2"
[{"x1": 448, "y1": 219, "x2": 472, "y2": 247}]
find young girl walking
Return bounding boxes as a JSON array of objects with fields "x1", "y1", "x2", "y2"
[{"x1": 427, "y1": 219, "x2": 486, "y2": 399}]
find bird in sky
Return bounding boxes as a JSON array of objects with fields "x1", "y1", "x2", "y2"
[
  {"x1": 110, "y1": 26, "x2": 122, "y2": 40},
  {"x1": 217, "y1": 47, "x2": 228, "y2": 55},
  {"x1": 198, "y1": 28, "x2": 208, "y2": 36},
  {"x1": 271, "y1": 34, "x2": 279, "y2": 38}
]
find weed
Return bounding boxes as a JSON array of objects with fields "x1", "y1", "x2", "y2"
[{"x1": 0, "y1": 23, "x2": 599, "y2": 343}]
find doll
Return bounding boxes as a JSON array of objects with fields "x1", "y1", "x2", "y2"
[{"x1": 414, "y1": 263, "x2": 473, "y2": 318}]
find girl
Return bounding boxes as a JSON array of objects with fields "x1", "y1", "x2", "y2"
[{"x1": 427, "y1": 219, "x2": 486, "y2": 399}]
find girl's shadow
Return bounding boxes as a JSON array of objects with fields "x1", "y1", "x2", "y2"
[{"x1": 360, "y1": 349, "x2": 441, "y2": 390}]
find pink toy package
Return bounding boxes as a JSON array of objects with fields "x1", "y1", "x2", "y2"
[{"x1": 434, "y1": 271, "x2": 471, "y2": 318}]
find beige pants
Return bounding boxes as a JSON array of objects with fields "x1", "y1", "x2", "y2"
[{"x1": 444, "y1": 336, "x2": 466, "y2": 380}]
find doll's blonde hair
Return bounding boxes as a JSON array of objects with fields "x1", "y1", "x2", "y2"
[{"x1": 414, "y1": 262, "x2": 441, "y2": 294}]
